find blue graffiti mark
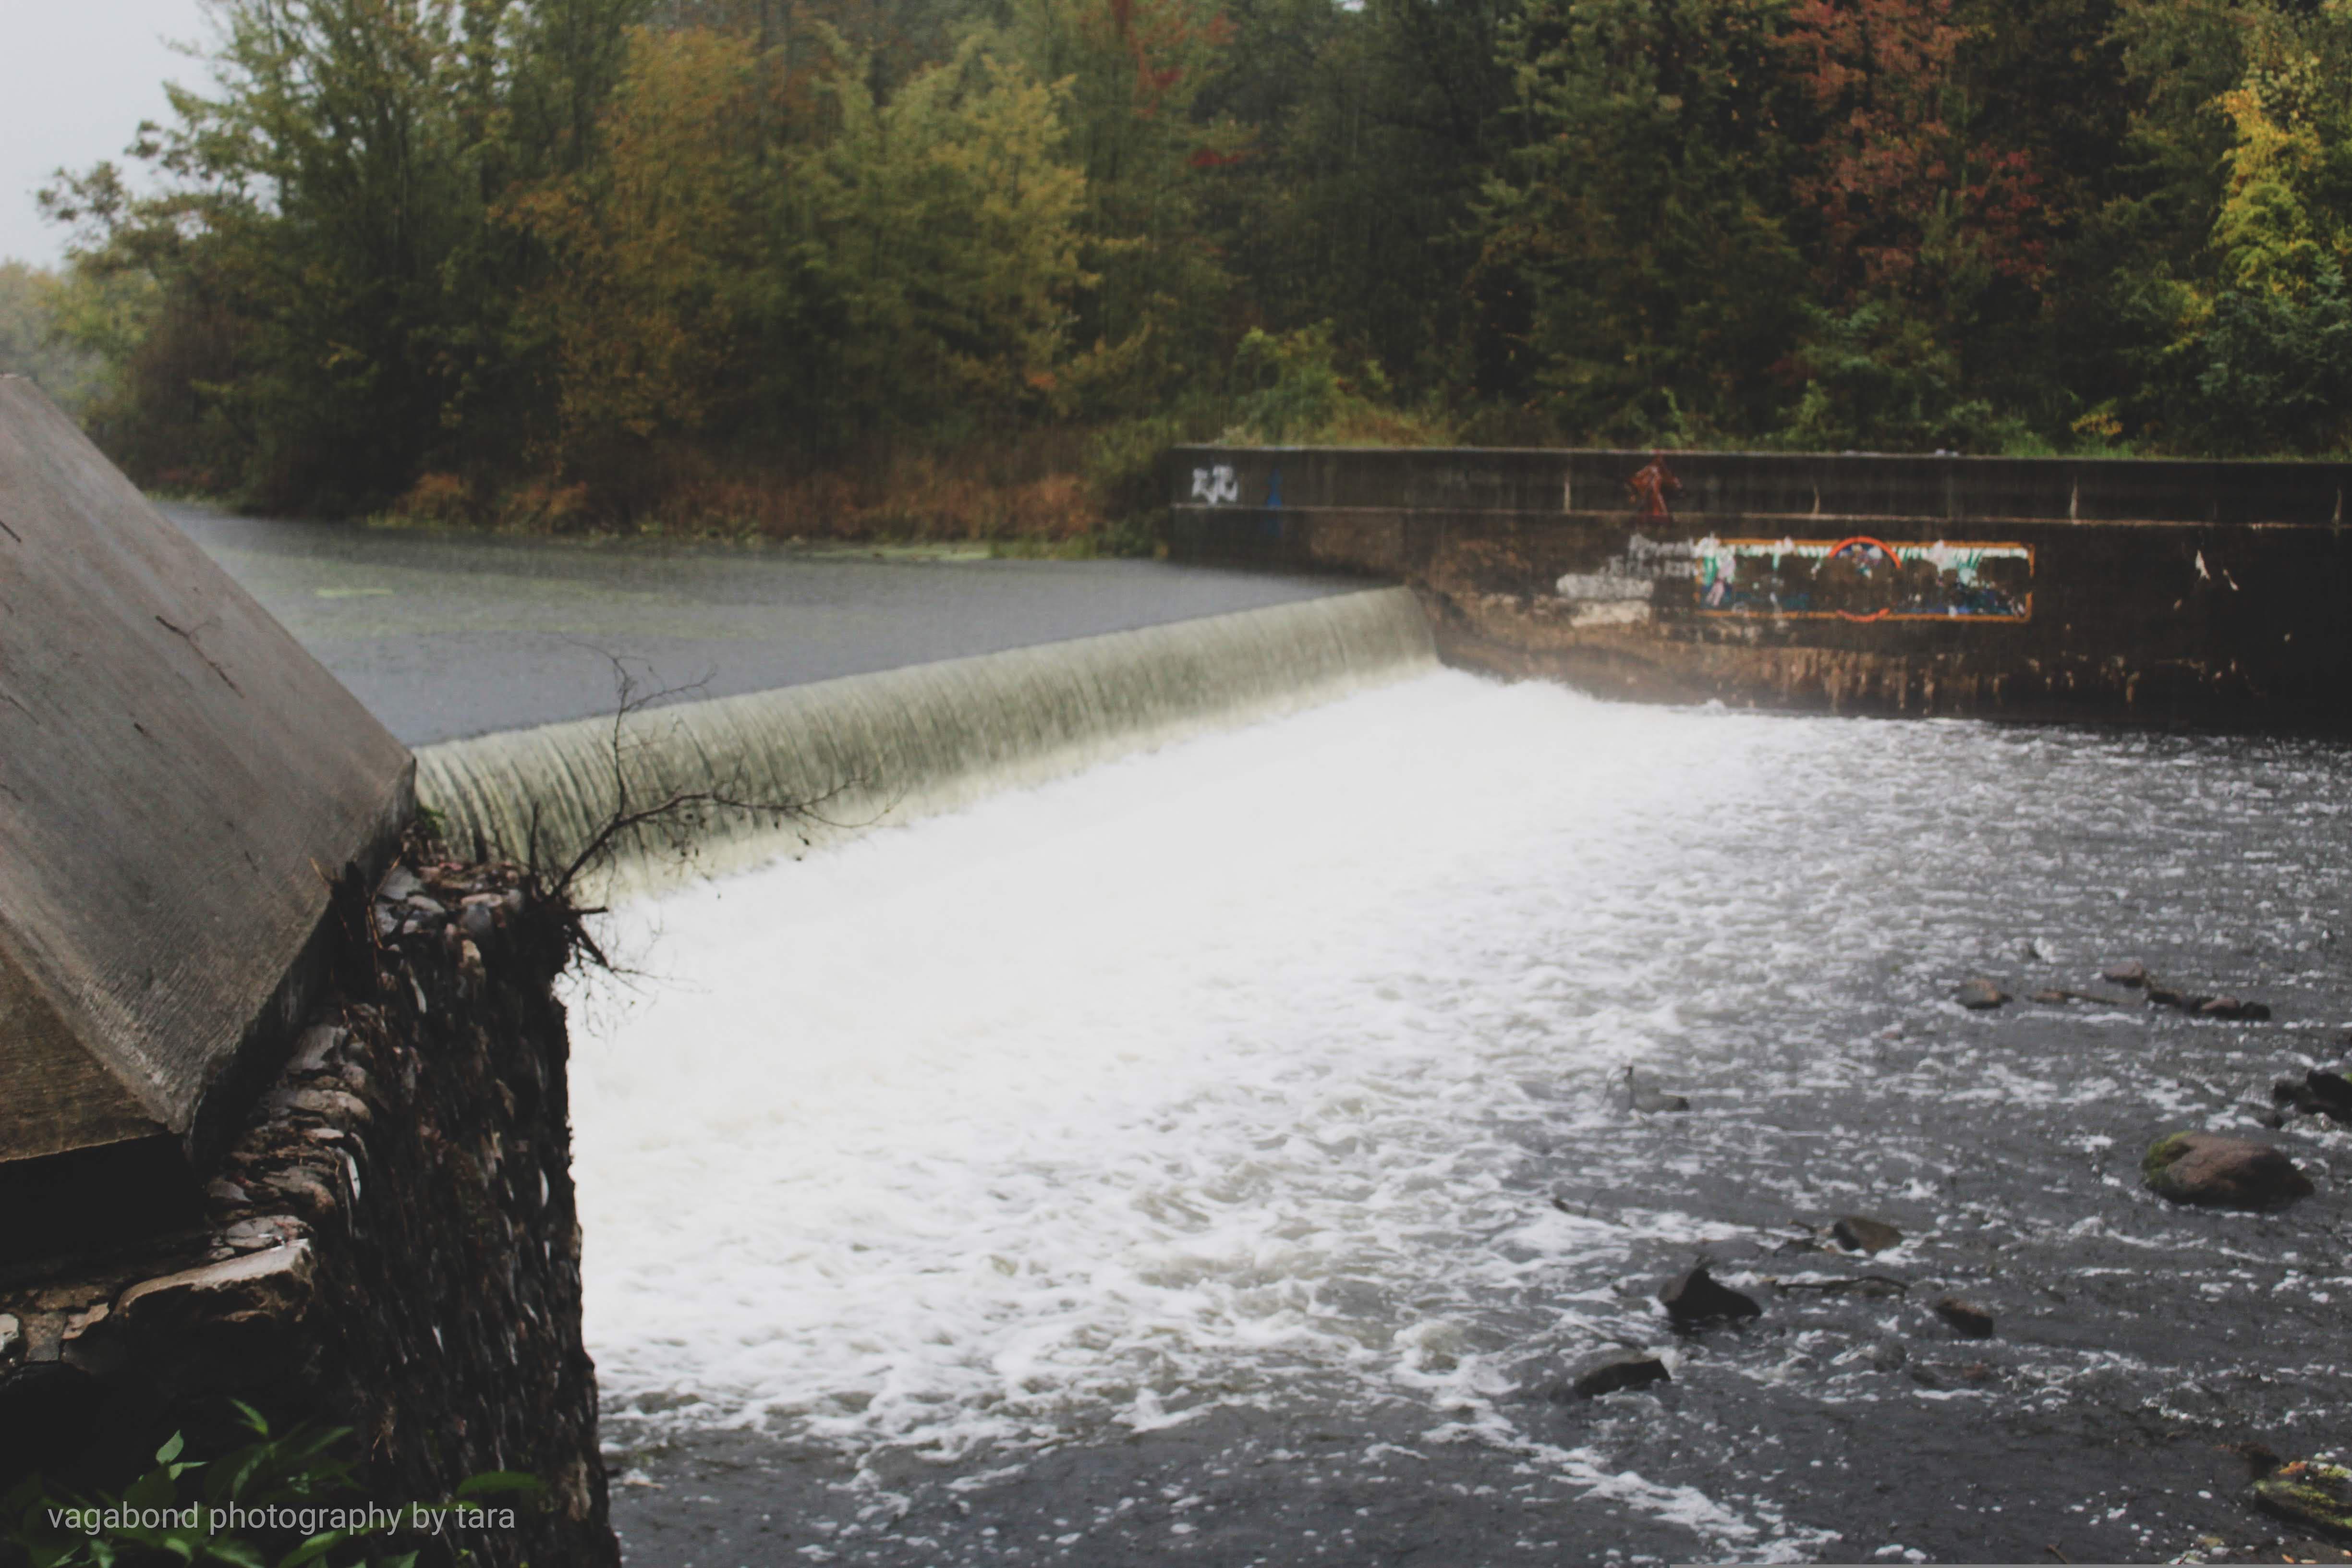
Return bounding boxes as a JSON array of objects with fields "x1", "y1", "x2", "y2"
[{"x1": 1266, "y1": 468, "x2": 1284, "y2": 510}]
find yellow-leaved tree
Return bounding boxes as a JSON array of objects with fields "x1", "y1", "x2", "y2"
[{"x1": 510, "y1": 20, "x2": 1090, "y2": 476}]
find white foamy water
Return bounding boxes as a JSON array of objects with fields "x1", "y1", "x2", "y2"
[
  {"x1": 573, "y1": 675, "x2": 1785, "y2": 1438},
  {"x1": 571, "y1": 669, "x2": 2351, "y2": 1557}
]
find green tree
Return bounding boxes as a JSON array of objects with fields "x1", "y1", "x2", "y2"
[
  {"x1": 1482, "y1": 0, "x2": 1810, "y2": 442},
  {"x1": 511, "y1": 22, "x2": 1090, "y2": 468},
  {"x1": 2133, "y1": 0, "x2": 2352, "y2": 452},
  {"x1": 0, "y1": 262, "x2": 104, "y2": 415}
]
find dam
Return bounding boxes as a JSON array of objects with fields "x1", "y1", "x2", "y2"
[
  {"x1": 178, "y1": 460, "x2": 2352, "y2": 1562},
  {"x1": 340, "y1": 506, "x2": 2346, "y2": 1559},
  {"x1": 8, "y1": 407, "x2": 2349, "y2": 1566}
]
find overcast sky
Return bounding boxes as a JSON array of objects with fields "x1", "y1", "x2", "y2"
[{"x1": 0, "y1": 0, "x2": 211, "y2": 267}]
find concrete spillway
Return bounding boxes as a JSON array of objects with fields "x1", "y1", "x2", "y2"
[{"x1": 415, "y1": 586, "x2": 1436, "y2": 897}]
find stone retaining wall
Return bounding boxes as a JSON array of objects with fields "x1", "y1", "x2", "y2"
[{"x1": 0, "y1": 849, "x2": 617, "y2": 1568}]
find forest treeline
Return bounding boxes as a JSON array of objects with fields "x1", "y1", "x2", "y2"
[{"x1": 10, "y1": 0, "x2": 2352, "y2": 538}]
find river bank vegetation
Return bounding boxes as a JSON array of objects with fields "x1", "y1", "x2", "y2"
[{"x1": 5, "y1": 0, "x2": 2350, "y2": 541}]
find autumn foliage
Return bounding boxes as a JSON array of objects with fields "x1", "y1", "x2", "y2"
[{"x1": 19, "y1": 0, "x2": 2352, "y2": 536}]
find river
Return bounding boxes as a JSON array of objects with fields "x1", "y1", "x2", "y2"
[
  {"x1": 568, "y1": 671, "x2": 2352, "y2": 1566},
  {"x1": 170, "y1": 505, "x2": 1351, "y2": 745}
]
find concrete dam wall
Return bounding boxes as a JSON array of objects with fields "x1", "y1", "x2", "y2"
[
  {"x1": 1167, "y1": 445, "x2": 2352, "y2": 729},
  {"x1": 416, "y1": 586, "x2": 1439, "y2": 898}
]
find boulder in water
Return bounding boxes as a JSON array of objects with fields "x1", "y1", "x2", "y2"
[
  {"x1": 2305, "y1": 1070, "x2": 2352, "y2": 1121},
  {"x1": 2102, "y1": 960, "x2": 2149, "y2": 987},
  {"x1": 2270, "y1": 1071, "x2": 2352, "y2": 1122},
  {"x1": 2198, "y1": 995, "x2": 2273, "y2": 1021},
  {"x1": 2143, "y1": 1131, "x2": 2313, "y2": 1209},
  {"x1": 1932, "y1": 1296, "x2": 1996, "y2": 1339},
  {"x1": 1955, "y1": 978, "x2": 2009, "y2": 1010},
  {"x1": 2254, "y1": 1460, "x2": 2352, "y2": 1541},
  {"x1": 1564, "y1": 1355, "x2": 1673, "y2": 1399},
  {"x1": 1659, "y1": 1266, "x2": 1762, "y2": 1326},
  {"x1": 1831, "y1": 1216, "x2": 1903, "y2": 1255}
]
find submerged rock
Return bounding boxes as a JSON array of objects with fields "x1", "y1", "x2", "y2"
[
  {"x1": 1831, "y1": 1216, "x2": 1903, "y2": 1255},
  {"x1": 1932, "y1": 1296, "x2": 1996, "y2": 1339},
  {"x1": 1564, "y1": 1355, "x2": 1673, "y2": 1399},
  {"x1": 1956, "y1": 978, "x2": 2009, "y2": 1010},
  {"x1": 2308, "y1": 1070, "x2": 2352, "y2": 1120},
  {"x1": 2254, "y1": 1460, "x2": 2352, "y2": 1541},
  {"x1": 2271, "y1": 1071, "x2": 2352, "y2": 1122},
  {"x1": 1660, "y1": 1266, "x2": 1762, "y2": 1326},
  {"x1": 1624, "y1": 1067, "x2": 1690, "y2": 1114},
  {"x1": 2198, "y1": 995, "x2": 2273, "y2": 1021},
  {"x1": 2143, "y1": 1131, "x2": 2314, "y2": 1209}
]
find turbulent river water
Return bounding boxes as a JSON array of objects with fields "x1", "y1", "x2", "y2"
[{"x1": 568, "y1": 671, "x2": 2352, "y2": 1567}]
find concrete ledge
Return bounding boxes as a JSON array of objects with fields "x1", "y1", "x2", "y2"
[{"x1": 1169, "y1": 444, "x2": 2352, "y2": 526}]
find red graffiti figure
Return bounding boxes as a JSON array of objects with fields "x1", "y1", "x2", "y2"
[{"x1": 1628, "y1": 453, "x2": 1681, "y2": 521}]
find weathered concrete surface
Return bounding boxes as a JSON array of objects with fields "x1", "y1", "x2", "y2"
[
  {"x1": 1167, "y1": 445, "x2": 2352, "y2": 729},
  {"x1": 0, "y1": 851, "x2": 616, "y2": 1568},
  {"x1": 0, "y1": 379, "x2": 412, "y2": 1219}
]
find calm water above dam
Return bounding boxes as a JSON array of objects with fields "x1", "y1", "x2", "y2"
[
  {"x1": 169, "y1": 504, "x2": 1350, "y2": 744},
  {"x1": 572, "y1": 673, "x2": 2352, "y2": 1566}
]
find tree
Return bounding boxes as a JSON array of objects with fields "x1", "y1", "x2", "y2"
[
  {"x1": 1481, "y1": 0, "x2": 1810, "y2": 441},
  {"x1": 510, "y1": 21, "x2": 1091, "y2": 471},
  {"x1": 0, "y1": 262, "x2": 104, "y2": 416}
]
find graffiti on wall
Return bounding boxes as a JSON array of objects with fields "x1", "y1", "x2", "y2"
[
  {"x1": 1191, "y1": 464, "x2": 1240, "y2": 505},
  {"x1": 1693, "y1": 536, "x2": 2034, "y2": 622}
]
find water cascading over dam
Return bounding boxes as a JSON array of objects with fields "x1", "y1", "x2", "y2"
[
  {"x1": 386, "y1": 531, "x2": 2351, "y2": 1565},
  {"x1": 414, "y1": 586, "x2": 1437, "y2": 895}
]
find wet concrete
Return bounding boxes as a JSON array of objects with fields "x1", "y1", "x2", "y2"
[{"x1": 167, "y1": 507, "x2": 1355, "y2": 746}]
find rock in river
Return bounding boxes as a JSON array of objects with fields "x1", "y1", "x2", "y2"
[
  {"x1": 2254, "y1": 1460, "x2": 2352, "y2": 1541},
  {"x1": 1831, "y1": 1216, "x2": 1903, "y2": 1255},
  {"x1": 1564, "y1": 1355, "x2": 1673, "y2": 1399},
  {"x1": 1932, "y1": 1296, "x2": 1996, "y2": 1339},
  {"x1": 2271, "y1": 1070, "x2": 2352, "y2": 1122},
  {"x1": 1955, "y1": 978, "x2": 2009, "y2": 1010},
  {"x1": 2142, "y1": 1131, "x2": 2314, "y2": 1209},
  {"x1": 1660, "y1": 1266, "x2": 1762, "y2": 1326},
  {"x1": 2102, "y1": 960, "x2": 2149, "y2": 987}
]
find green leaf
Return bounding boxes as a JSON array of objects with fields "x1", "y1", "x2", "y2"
[
  {"x1": 276, "y1": 1529, "x2": 362, "y2": 1568},
  {"x1": 158, "y1": 1434, "x2": 187, "y2": 1465},
  {"x1": 124, "y1": 1464, "x2": 176, "y2": 1513}
]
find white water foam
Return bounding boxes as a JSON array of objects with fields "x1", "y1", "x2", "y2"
[
  {"x1": 570, "y1": 666, "x2": 2349, "y2": 1557},
  {"x1": 573, "y1": 674, "x2": 1780, "y2": 1438}
]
